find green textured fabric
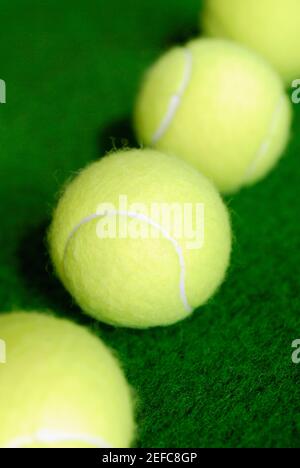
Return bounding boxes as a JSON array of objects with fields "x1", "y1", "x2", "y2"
[{"x1": 0, "y1": 0, "x2": 300, "y2": 448}]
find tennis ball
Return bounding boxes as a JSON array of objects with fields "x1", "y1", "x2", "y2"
[
  {"x1": 48, "y1": 149, "x2": 231, "y2": 328},
  {"x1": 201, "y1": 0, "x2": 300, "y2": 85},
  {"x1": 134, "y1": 38, "x2": 292, "y2": 194},
  {"x1": 0, "y1": 312, "x2": 134, "y2": 448}
]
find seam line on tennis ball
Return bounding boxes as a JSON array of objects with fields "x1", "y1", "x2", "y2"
[
  {"x1": 151, "y1": 48, "x2": 193, "y2": 145},
  {"x1": 63, "y1": 211, "x2": 192, "y2": 314},
  {"x1": 5, "y1": 429, "x2": 112, "y2": 448},
  {"x1": 244, "y1": 95, "x2": 286, "y2": 182}
]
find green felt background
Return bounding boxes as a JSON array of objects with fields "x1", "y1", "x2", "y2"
[{"x1": 0, "y1": 0, "x2": 300, "y2": 448}]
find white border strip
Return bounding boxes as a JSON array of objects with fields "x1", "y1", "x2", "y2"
[{"x1": 151, "y1": 49, "x2": 193, "y2": 145}]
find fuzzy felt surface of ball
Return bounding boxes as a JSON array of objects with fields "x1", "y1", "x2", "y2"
[
  {"x1": 201, "y1": 0, "x2": 300, "y2": 85},
  {"x1": 48, "y1": 149, "x2": 231, "y2": 328},
  {"x1": 0, "y1": 312, "x2": 134, "y2": 448},
  {"x1": 134, "y1": 39, "x2": 292, "y2": 194}
]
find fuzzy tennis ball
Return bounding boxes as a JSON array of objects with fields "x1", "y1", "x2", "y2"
[
  {"x1": 0, "y1": 312, "x2": 134, "y2": 448},
  {"x1": 201, "y1": 0, "x2": 300, "y2": 85},
  {"x1": 48, "y1": 149, "x2": 231, "y2": 328},
  {"x1": 134, "y1": 38, "x2": 292, "y2": 194}
]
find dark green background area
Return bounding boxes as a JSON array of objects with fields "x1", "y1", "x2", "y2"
[{"x1": 1, "y1": 0, "x2": 300, "y2": 448}]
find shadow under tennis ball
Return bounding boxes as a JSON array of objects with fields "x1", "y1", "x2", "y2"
[
  {"x1": 97, "y1": 117, "x2": 138, "y2": 157},
  {"x1": 16, "y1": 221, "x2": 92, "y2": 326}
]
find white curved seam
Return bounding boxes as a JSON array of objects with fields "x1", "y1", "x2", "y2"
[
  {"x1": 244, "y1": 95, "x2": 285, "y2": 182},
  {"x1": 63, "y1": 210, "x2": 192, "y2": 314},
  {"x1": 151, "y1": 48, "x2": 193, "y2": 145},
  {"x1": 5, "y1": 429, "x2": 111, "y2": 448}
]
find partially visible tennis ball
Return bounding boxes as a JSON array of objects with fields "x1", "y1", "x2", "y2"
[
  {"x1": 48, "y1": 149, "x2": 231, "y2": 328},
  {"x1": 0, "y1": 312, "x2": 134, "y2": 448},
  {"x1": 201, "y1": 0, "x2": 300, "y2": 85},
  {"x1": 134, "y1": 38, "x2": 292, "y2": 194}
]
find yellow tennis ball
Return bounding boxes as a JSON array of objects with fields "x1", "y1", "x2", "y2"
[
  {"x1": 134, "y1": 38, "x2": 292, "y2": 194},
  {"x1": 0, "y1": 312, "x2": 134, "y2": 448},
  {"x1": 48, "y1": 148, "x2": 231, "y2": 328},
  {"x1": 201, "y1": 0, "x2": 300, "y2": 85}
]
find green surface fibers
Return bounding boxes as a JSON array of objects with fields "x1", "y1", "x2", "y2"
[{"x1": 0, "y1": 0, "x2": 300, "y2": 448}]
